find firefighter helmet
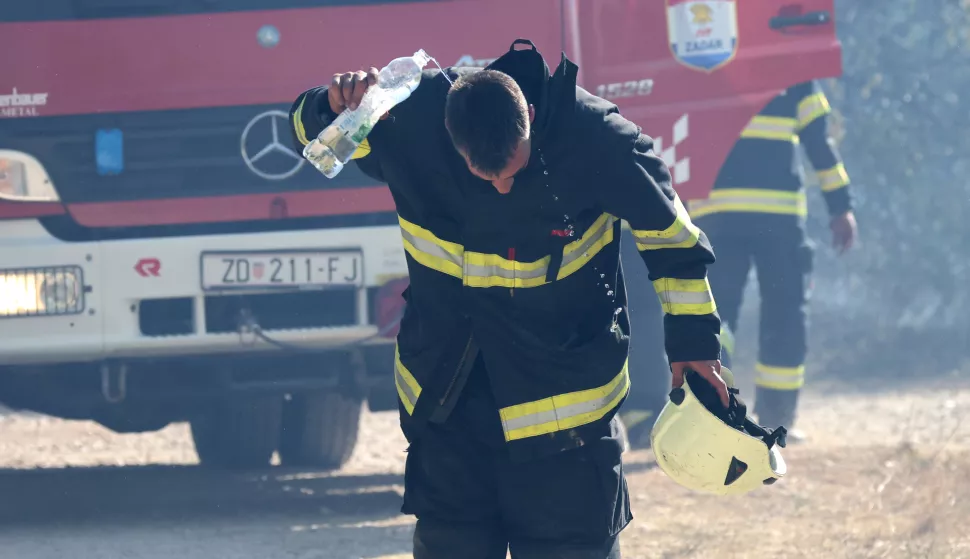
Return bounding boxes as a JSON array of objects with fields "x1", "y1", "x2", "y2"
[{"x1": 650, "y1": 367, "x2": 788, "y2": 496}]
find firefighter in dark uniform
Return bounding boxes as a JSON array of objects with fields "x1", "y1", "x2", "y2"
[
  {"x1": 685, "y1": 81, "x2": 858, "y2": 441},
  {"x1": 290, "y1": 40, "x2": 726, "y2": 558}
]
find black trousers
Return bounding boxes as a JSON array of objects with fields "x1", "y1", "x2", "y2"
[
  {"x1": 702, "y1": 220, "x2": 814, "y2": 396},
  {"x1": 402, "y1": 356, "x2": 631, "y2": 559}
]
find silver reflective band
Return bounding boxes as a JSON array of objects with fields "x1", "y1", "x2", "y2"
[
  {"x1": 688, "y1": 191, "x2": 807, "y2": 217},
  {"x1": 690, "y1": 196, "x2": 801, "y2": 211},
  {"x1": 399, "y1": 227, "x2": 463, "y2": 266},
  {"x1": 500, "y1": 375, "x2": 629, "y2": 434},
  {"x1": 656, "y1": 289, "x2": 714, "y2": 306},
  {"x1": 561, "y1": 215, "x2": 616, "y2": 269},
  {"x1": 634, "y1": 225, "x2": 693, "y2": 247},
  {"x1": 745, "y1": 119, "x2": 795, "y2": 134},
  {"x1": 396, "y1": 361, "x2": 419, "y2": 410},
  {"x1": 754, "y1": 363, "x2": 805, "y2": 390},
  {"x1": 464, "y1": 262, "x2": 548, "y2": 280}
]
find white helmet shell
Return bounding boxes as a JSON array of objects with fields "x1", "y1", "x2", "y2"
[{"x1": 649, "y1": 367, "x2": 787, "y2": 496}]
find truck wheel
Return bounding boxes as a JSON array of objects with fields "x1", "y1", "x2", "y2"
[
  {"x1": 278, "y1": 391, "x2": 362, "y2": 470},
  {"x1": 365, "y1": 382, "x2": 399, "y2": 412},
  {"x1": 190, "y1": 395, "x2": 282, "y2": 469}
]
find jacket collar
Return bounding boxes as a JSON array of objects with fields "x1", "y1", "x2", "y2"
[{"x1": 485, "y1": 39, "x2": 578, "y2": 142}]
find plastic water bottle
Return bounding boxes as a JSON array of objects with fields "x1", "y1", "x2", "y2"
[{"x1": 304, "y1": 49, "x2": 433, "y2": 178}]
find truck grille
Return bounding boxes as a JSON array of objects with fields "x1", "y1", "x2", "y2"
[
  {"x1": 203, "y1": 289, "x2": 357, "y2": 334},
  {"x1": 0, "y1": 103, "x2": 373, "y2": 205},
  {"x1": 138, "y1": 290, "x2": 358, "y2": 337}
]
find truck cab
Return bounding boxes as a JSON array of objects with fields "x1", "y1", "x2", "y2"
[{"x1": 0, "y1": 0, "x2": 841, "y2": 470}]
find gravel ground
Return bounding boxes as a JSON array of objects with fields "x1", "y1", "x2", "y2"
[{"x1": 0, "y1": 373, "x2": 967, "y2": 559}]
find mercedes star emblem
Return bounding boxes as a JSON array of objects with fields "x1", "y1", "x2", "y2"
[
  {"x1": 240, "y1": 110, "x2": 305, "y2": 181},
  {"x1": 256, "y1": 24, "x2": 280, "y2": 48}
]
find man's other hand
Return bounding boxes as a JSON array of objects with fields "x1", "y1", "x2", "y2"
[
  {"x1": 328, "y1": 68, "x2": 388, "y2": 119},
  {"x1": 830, "y1": 210, "x2": 857, "y2": 255},
  {"x1": 670, "y1": 360, "x2": 729, "y2": 409}
]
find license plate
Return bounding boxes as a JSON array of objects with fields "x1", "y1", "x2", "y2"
[{"x1": 201, "y1": 251, "x2": 363, "y2": 291}]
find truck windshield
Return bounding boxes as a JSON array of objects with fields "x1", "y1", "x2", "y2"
[{"x1": 0, "y1": 0, "x2": 394, "y2": 22}]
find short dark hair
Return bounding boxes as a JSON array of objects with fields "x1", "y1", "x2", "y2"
[{"x1": 445, "y1": 70, "x2": 530, "y2": 176}]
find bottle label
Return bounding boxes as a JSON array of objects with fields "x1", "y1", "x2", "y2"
[{"x1": 351, "y1": 122, "x2": 374, "y2": 144}]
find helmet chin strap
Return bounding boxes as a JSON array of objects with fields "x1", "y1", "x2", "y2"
[
  {"x1": 685, "y1": 370, "x2": 789, "y2": 450},
  {"x1": 743, "y1": 417, "x2": 788, "y2": 450}
]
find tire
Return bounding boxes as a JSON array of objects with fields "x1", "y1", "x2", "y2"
[
  {"x1": 366, "y1": 382, "x2": 399, "y2": 412},
  {"x1": 278, "y1": 391, "x2": 363, "y2": 470},
  {"x1": 190, "y1": 395, "x2": 282, "y2": 469}
]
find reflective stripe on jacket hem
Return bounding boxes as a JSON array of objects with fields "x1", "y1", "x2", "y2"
[
  {"x1": 499, "y1": 360, "x2": 630, "y2": 442},
  {"x1": 395, "y1": 345, "x2": 423, "y2": 415},
  {"x1": 687, "y1": 189, "x2": 807, "y2": 218},
  {"x1": 739, "y1": 115, "x2": 798, "y2": 142}
]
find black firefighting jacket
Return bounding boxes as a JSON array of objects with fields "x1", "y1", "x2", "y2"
[
  {"x1": 687, "y1": 81, "x2": 854, "y2": 230},
  {"x1": 290, "y1": 40, "x2": 721, "y2": 461}
]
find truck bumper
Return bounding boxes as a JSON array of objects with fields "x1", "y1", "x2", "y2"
[{"x1": 0, "y1": 221, "x2": 408, "y2": 365}]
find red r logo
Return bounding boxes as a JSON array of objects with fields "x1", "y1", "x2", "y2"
[{"x1": 135, "y1": 258, "x2": 161, "y2": 277}]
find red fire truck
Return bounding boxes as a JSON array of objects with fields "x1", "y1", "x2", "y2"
[{"x1": 0, "y1": 0, "x2": 841, "y2": 469}]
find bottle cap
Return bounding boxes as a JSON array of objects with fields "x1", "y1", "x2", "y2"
[{"x1": 413, "y1": 49, "x2": 432, "y2": 68}]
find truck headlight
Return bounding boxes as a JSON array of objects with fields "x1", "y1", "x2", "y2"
[
  {"x1": 0, "y1": 150, "x2": 59, "y2": 201},
  {"x1": 0, "y1": 267, "x2": 84, "y2": 317}
]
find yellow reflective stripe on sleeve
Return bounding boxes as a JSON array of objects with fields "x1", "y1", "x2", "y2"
[
  {"x1": 687, "y1": 189, "x2": 807, "y2": 218},
  {"x1": 653, "y1": 278, "x2": 716, "y2": 315},
  {"x1": 720, "y1": 323, "x2": 736, "y2": 356},
  {"x1": 398, "y1": 216, "x2": 464, "y2": 279},
  {"x1": 499, "y1": 361, "x2": 630, "y2": 442},
  {"x1": 351, "y1": 139, "x2": 372, "y2": 160},
  {"x1": 557, "y1": 213, "x2": 617, "y2": 279},
  {"x1": 754, "y1": 363, "x2": 805, "y2": 390},
  {"x1": 817, "y1": 163, "x2": 850, "y2": 192},
  {"x1": 797, "y1": 92, "x2": 831, "y2": 130},
  {"x1": 463, "y1": 252, "x2": 551, "y2": 288},
  {"x1": 631, "y1": 196, "x2": 700, "y2": 251},
  {"x1": 292, "y1": 96, "x2": 310, "y2": 146},
  {"x1": 739, "y1": 116, "x2": 798, "y2": 142},
  {"x1": 394, "y1": 346, "x2": 423, "y2": 415}
]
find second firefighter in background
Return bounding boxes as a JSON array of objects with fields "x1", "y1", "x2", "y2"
[{"x1": 683, "y1": 80, "x2": 857, "y2": 440}]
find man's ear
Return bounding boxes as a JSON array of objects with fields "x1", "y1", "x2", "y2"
[{"x1": 528, "y1": 104, "x2": 536, "y2": 123}]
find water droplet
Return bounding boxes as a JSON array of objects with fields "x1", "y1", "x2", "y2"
[
  {"x1": 600, "y1": 274, "x2": 606, "y2": 278},
  {"x1": 604, "y1": 284, "x2": 610, "y2": 289},
  {"x1": 543, "y1": 170, "x2": 549, "y2": 175},
  {"x1": 607, "y1": 290, "x2": 614, "y2": 296}
]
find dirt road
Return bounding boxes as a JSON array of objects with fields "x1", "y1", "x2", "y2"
[{"x1": 0, "y1": 376, "x2": 967, "y2": 559}]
